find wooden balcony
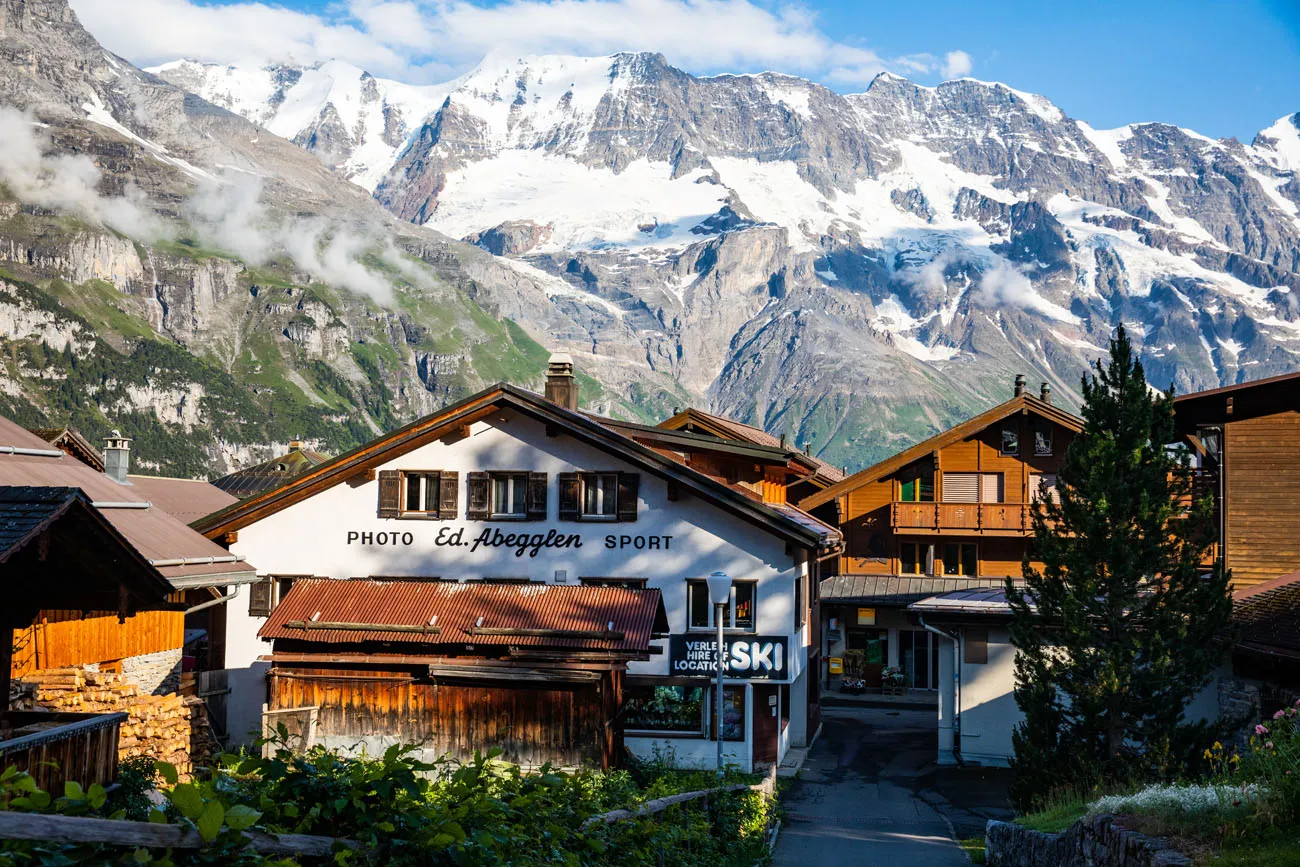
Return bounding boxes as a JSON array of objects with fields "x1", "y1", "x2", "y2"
[
  {"x1": 891, "y1": 501, "x2": 1033, "y2": 535},
  {"x1": 0, "y1": 711, "x2": 125, "y2": 792}
]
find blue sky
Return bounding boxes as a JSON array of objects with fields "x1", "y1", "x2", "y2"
[{"x1": 72, "y1": 0, "x2": 1300, "y2": 139}]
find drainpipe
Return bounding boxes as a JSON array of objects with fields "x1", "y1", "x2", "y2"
[
  {"x1": 918, "y1": 614, "x2": 964, "y2": 766},
  {"x1": 185, "y1": 584, "x2": 241, "y2": 615}
]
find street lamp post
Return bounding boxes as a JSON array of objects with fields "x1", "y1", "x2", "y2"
[{"x1": 706, "y1": 570, "x2": 733, "y2": 781}]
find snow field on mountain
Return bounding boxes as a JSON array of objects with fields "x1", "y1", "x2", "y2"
[{"x1": 425, "y1": 151, "x2": 727, "y2": 250}]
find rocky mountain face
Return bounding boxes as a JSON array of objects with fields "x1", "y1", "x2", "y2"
[
  {"x1": 6, "y1": 8, "x2": 1299, "y2": 475},
  {"x1": 0, "y1": 0, "x2": 682, "y2": 477}
]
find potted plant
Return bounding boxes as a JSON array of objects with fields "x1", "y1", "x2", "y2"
[
  {"x1": 840, "y1": 649, "x2": 867, "y2": 695},
  {"x1": 881, "y1": 665, "x2": 907, "y2": 693}
]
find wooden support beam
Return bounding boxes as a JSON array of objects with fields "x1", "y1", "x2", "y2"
[{"x1": 283, "y1": 620, "x2": 441, "y2": 634}]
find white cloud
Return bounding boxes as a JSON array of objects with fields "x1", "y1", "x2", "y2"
[
  {"x1": 941, "y1": 50, "x2": 972, "y2": 79},
  {"x1": 68, "y1": 0, "x2": 971, "y2": 88}
]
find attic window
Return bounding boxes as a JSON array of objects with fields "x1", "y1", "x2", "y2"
[
  {"x1": 1034, "y1": 421, "x2": 1053, "y2": 456},
  {"x1": 1000, "y1": 424, "x2": 1019, "y2": 456}
]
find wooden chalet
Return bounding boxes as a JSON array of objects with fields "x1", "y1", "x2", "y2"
[
  {"x1": 799, "y1": 376, "x2": 1082, "y2": 690},
  {"x1": 258, "y1": 579, "x2": 668, "y2": 769},
  {"x1": 0, "y1": 486, "x2": 175, "y2": 791},
  {"x1": 0, "y1": 416, "x2": 258, "y2": 697},
  {"x1": 1173, "y1": 371, "x2": 1300, "y2": 588}
]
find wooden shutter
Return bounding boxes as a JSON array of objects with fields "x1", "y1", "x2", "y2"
[
  {"x1": 980, "y1": 473, "x2": 1003, "y2": 504},
  {"x1": 438, "y1": 471, "x2": 459, "y2": 519},
  {"x1": 249, "y1": 577, "x2": 273, "y2": 617},
  {"x1": 616, "y1": 472, "x2": 639, "y2": 522},
  {"x1": 558, "y1": 472, "x2": 580, "y2": 520},
  {"x1": 377, "y1": 470, "x2": 401, "y2": 518},
  {"x1": 466, "y1": 472, "x2": 490, "y2": 520},
  {"x1": 526, "y1": 472, "x2": 548, "y2": 520},
  {"x1": 942, "y1": 473, "x2": 978, "y2": 503}
]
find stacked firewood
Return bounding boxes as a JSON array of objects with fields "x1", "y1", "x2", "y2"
[{"x1": 14, "y1": 668, "x2": 211, "y2": 780}]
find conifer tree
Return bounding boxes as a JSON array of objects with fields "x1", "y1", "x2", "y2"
[{"x1": 1007, "y1": 326, "x2": 1233, "y2": 806}]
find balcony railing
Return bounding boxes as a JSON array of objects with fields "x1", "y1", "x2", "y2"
[{"x1": 891, "y1": 501, "x2": 1034, "y2": 533}]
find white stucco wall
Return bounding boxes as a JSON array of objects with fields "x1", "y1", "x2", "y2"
[
  {"x1": 958, "y1": 626, "x2": 1021, "y2": 766},
  {"x1": 220, "y1": 408, "x2": 812, "y2": 752}
]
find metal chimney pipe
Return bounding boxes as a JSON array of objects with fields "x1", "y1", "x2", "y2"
[
  {"x1": 1040, "y1": 382, "x2": 1052, "y2": 403},
  {"x1": 103, "y1": 430, "x2": 132, "y2": 484},
  {"x1": 1013, "y1": 374, "x2": 1027, "y2": 397}
]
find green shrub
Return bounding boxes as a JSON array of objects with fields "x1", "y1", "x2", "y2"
[{"x1": 1237, "y1": 701, "x2": 1300, "y2": 825}]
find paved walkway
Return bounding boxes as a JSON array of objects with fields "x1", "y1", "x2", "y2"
[{"x1": 771, "y1": 707, "x2": 972, "y2": 866}]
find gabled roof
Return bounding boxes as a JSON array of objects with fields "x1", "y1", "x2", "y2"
[
  {"x1": 0, "y1": 486, "x2": 175, "y2": 612},
  {"x1": 1173, "y1": 370, "x2": 1300, "y2": 432},
  {"x1": 196, "y1": 384, "x2": 841, "y2": 550},
  {"x1": 658, "y1": 407, "x2": 846, "y2": 485},
  {"x1": 212, "y1": 443, "x2": 331, "y2": 499},
  {"x1": 1233, "y1": 569, "x2": 1300, "y2": 660},
  {"x1": 0, "y1": 415, "x2": 258, "y2": 588},
  {"x1": 800, "y1": 394, "x2": 1083, "y2": 510},
  {"x1": 259, "y1": 579, "x2": 668, "y2": 655},
  {"x1": 29, "y1": 427, "x2": 104, "y2": 471}
]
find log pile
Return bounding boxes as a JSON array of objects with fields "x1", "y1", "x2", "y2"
[{"x1": 13, "y1": 668, "x2": 217, "y2": 780}]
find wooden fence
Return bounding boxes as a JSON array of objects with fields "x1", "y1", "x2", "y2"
[{"x1": 0, "y1": 712, "x2": 125, "y2": 792}]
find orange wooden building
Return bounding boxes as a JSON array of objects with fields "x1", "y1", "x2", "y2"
[{"x1": 799, "y1": 376, "x2": 1083, "y2": 689}]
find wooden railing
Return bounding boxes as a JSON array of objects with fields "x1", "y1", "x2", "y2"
[
  {"x1": 891, "y1": 502, "x2": 1033, "y2": 533},
  {"x1": 0, "y1": 712, "x2": 125, "y2": 792}
]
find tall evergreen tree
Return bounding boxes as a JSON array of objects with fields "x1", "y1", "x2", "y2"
[{"x1": 1007, "y1": 326, "x2": 1233, "y2": 806}]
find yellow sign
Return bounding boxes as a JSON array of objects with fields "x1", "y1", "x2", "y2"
[
  {"x1": 828, "y1": 657, "x2": 843, "y2": 675},
  {"x1": 857, "y1": 607, "x2": 876, "y2": 626}
]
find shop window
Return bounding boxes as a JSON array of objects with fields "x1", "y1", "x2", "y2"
[
  {"x1": 1034, "y1": 421, "x2": 1053, "y2": 456},
  {"x1": 1001, "y1": 424, "x2": 1019, "y2": 456},
  {"x1": 943, "y1": 543, "x2": 978, "y2": 577},
  {"x1": 466, "y1": 472, "x2": 547, "y2": 521},
  {"x1": 624, "y1": 685, "x2": 706, "y2": 735},
  {"x1": 964, "y1": 628, "x2": 989, "y2": 664},
  {"x1": 559, "y1": 472, "x2": 639, "y2": 521},
  {"x1": 687, "y1": 580, "x2": 756, "y2": 631},
  {"x1": 900, "y1": 542, "x2": 932, "y2": 576},
  {"x1": 712, "y1": 685, "x2": 745, "y2": 741}
]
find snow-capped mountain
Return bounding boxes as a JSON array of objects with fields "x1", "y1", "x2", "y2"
[
  {"x1": 151, "y1": 59, "x2": 448, "y2": 191},
  {"x1": 155, "y1": 49, "x2": 1300, "y2": 468}
]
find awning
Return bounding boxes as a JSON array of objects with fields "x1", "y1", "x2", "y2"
[
  {"x1": 908, "y1": 586, "x2": 1025, "y2": 619},
  {"x1": 821, "y1": 574, "x2": 1010, "y2": 606},
  {"x1": 260, "y1": 579, "x2": 670, "y2": 655}
]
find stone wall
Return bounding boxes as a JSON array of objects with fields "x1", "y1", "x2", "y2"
[
  {"x1": 986, "y1": 815, "x2": 1191, "y2": 867},
  {"x1": 120, "y1": 647, "x2": 183, "y2": 696}
]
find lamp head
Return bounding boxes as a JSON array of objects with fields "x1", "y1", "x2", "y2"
[{"x1": 706, "y1": 571, "x2": 733, "y2": 606}]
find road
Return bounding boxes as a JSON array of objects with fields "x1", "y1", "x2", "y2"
[{"x1": 771, "y1": 707, "x2": 981, "y2": 866}]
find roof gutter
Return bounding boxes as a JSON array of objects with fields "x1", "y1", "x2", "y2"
[
  {"x1": 0, "y1": 445, "x2": 65, "y2": 458},
  {"x1": 918, "y1": 614, "x2": 964, "y2": 767},
  {"x1": 149, "y1": 554, "x2": 247, "y2": 567},
  {"x1": 92, "y1": 501, "x2": 152, "y2": 510}
]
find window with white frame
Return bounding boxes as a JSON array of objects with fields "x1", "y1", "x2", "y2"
[
  {"x1": 490, "y1": 472, "x2": 528, "y2": 519},
  {"x1": 581, "y1": 472, "x2": 619, "y2": 520},
  {"x1": 687, "y1": 579, "x2": 756, "y2": 631}
]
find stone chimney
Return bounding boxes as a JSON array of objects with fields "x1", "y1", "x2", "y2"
[
  {"x1": 103, "y1": 430, "x2": 131, "y2": 484},
  {"x1": 1040, "y1": 382, "x2": 1052, "y2": 404},
  {"x1": 289, "y1": 440, "x2": 303, "y2": 452},
  {"x1": 544, "y1": 352, "x2": 579, "y2": 410},
  {"x1": 1013, "y1": 374, "x2": 1027, "y2": 397}
]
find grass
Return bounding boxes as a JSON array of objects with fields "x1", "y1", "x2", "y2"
[
  {"x1": 1014, "y1": 796, "x2": 1089, "y2": 833},
  {"x1": 957, "y1": 836, "x2": 986, "y2": 863},
  {"x1": 1204, "y1": 830, "x2": 1300, "y2": 866}
]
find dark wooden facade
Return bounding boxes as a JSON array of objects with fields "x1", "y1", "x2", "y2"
[
  {"x1": 1174, "y1": 373, "x2": 1300, "y2": 588},
  {"x1": 0, "y1": 712, "x2": 125, "y2": 793},
  {"x1": 803, "y1": 391, "x2": 1082, "y2": 581},
  {"x1": 267, "y1": 660, "x2": 626, "y2": 769}
]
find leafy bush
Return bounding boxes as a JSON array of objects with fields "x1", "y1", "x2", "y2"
[
  {"x1": 1237, "y1": 700, "x2": 1300, "y2": 825},
  {"x1": 0, "y1": 738, "x2": 776, "y2": 866}
]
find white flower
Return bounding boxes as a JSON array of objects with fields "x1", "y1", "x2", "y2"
[{"x1": 1089, "y1": 783, "x2": 1261, "y2": 817}]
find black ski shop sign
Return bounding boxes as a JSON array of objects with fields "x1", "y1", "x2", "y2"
[{"x1": 668, "y1": 635, "x2": 789, "y2": 680}]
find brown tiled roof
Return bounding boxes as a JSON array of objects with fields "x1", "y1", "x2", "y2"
[
  {"x1": 213, "y1": 445, "x2": 331, "y2": 498},
  {"x1": 820, "y1": 574, "x2": 1009, "y2": 606},
  {"x1": 1233, "y1": 570, "x2": 1300, "y2": 658},
  {"x1": 0, "y1": 415, "x2": 257, "y2": 588},
  {"x1": 259, "y1": 579, "x2": 668, "y2": 654},
  {"x1": 126, "y1": 475, "x2": 238, "y2": 524}
]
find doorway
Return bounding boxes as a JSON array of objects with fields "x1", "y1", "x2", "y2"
[{"x1": 898, "y1": 629, "x2": 940, "y2": 690}]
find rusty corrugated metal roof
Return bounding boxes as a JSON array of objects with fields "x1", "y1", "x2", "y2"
[
  {"x1": 126, "y1": 475, "x2": 238, "y2": 524},
  {"x1": 0, "y1": 415, "x2": 257, "y2": 588},
  {"x1": 260, "y1": 579, "x2": 665, "y2": 653}
]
